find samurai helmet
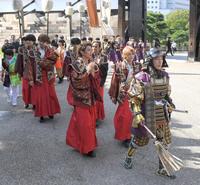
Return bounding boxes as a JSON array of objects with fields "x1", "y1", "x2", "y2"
[{"x1": 144, "y1": 48, "x2": 168, "y2": 69}]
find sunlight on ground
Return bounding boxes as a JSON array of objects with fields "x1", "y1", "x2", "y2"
[
  {"x1": 175, "y1": 146, "x2": 200, "y2": 169},
  {"x1": 0, "y1": 141, "x2": 4, "y2": 150},
  {"x1": 0, "y1": 111, "x2": 10, "y2": 117}
]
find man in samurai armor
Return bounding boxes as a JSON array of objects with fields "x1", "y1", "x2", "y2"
[{"x1": 123, "y1": 48, "x2": 176, "y2": 178}]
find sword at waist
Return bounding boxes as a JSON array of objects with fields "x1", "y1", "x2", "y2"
[{"x1": 173, "y1": 109, "x2": 188, "y2": 113}]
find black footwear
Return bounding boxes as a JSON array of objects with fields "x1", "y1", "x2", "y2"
[
  {"x1": 122, "y1": 139, "x2": 131, "y2": 148},
  {"x1": 86, "y1": 151, "x2": 96, "y2": 158},
  {"x1": 32, "y1": 105, "x2": 36, "y2": 110},
  {"x1": 25, "y1": 104, "x2": 29, "y2": 109},
  {"x1": 96, "y1": 121, "x2": 101, "y2": 128},
  {"x1": 39, "y1": 117, "x2": 45, "y2": 123},
  {"x1": 58, "y1": 77, "x2": 63, "y2": 84},
  {"x1": 156, "y1": 169, "x2": 176, "y2": 179},
  {"x1": 123, "y1": 156, "x2": 133, "y2": 169},
  {"x1": 49, "y1": 115, "x2": 54, "y2": 119}
]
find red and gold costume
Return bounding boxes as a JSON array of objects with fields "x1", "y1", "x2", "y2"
[
  {"x1": 63, "y1": 50, "x2": 77, "y2": 106},
  {"x1": 92, "y1": 53, "x2": 108, "y2": 121},
  {"x1": 33, "y1": 46, "x2": 61, "y2": 117},
  {"x1": 15, "y1": 46, "x2": 36, "y2": 106},
  {"x1": 66, "y1": 59, "x2": 101, "y2": 154},
  {"x1": 109, "y1": 60, "x2": 134, "y2": 142}
]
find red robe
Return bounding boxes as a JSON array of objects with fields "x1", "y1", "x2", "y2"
[
  {"x1": 66, "y1": 84, "x2": 74, "y2": 106},
  {"x1": 93, "y1": 53, "x2": 108, "y2": 121},
  {"x1": 33, "y1": 46, "x2": 61, "y2": 117},
  {"x1": 15, "y1": 47, "x2": 36, "y2": 105},
  {"x1": 22, "y1": 78, "x2": 35, "y2": 105},
  {"x1": 34, "y1": 71, "x2": 61, "y2": 117},
  {"x1": 63, "y1": 51, "x2": 75, "y2": 106},
  {"x1": 66, "y1": 105, "x2": 97, "y2": 153},
  {"x1": 66, "y1": 60, "x2": 101, "y2": 154},
  {"x1": 114, "y1": 98, "x2": 132, "y2": 141},
  {"x1": 109, "y1": 61, "x2": 133, "y2": 141},
  {"x1": 95, "y1": 86, "x2": 105, "y2": 120}
]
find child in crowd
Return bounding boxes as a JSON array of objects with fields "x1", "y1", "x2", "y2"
[{"x1": 2, "y1": 49, "x2": 21, "y2": 106}]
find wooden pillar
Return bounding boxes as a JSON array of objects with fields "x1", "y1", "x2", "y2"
[
  {"x1": 195, "y1": 0, "x2": 200, "y2": 61},
  {"x1": 188, "y1": 0, "x2": 197, "y2": 61},
  {"x1": 118, "y1": 0, "x2": 126, "y2": 38},
  {"x1": 189, "y1": 0, "x2": 200, "y2": 62},
  {"x1": 128, "y1": 0, "x2": 146, "y2": 41}
]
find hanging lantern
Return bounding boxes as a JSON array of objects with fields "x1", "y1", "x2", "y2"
[
  {"x1": 65, "y1": 5, "x2": 73, "y2": 16},
  {"x1": 13, "y1": 0, "x2": 23, "y2": 11},
  {"x1": 79, "y1": 3, "x2": 85, "y2": 14}
]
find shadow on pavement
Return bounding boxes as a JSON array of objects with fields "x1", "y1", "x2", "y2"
[
  {"x1": 166, "y1": 54, "x2": 188, "y2": 61},
  {"x1": 169, "y1": 72, "x2": 200, "y2": 76}
]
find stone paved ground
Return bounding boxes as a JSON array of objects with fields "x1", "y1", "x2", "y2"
[{"x1": 0, "y1": 53, "x2": 200, "y2": 185}]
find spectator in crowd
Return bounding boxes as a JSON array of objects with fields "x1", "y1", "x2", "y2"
[
  {"x1": 171, "y1": 41, "x2": 177, "y2": 54},
  {"x1": 166, "y1": 37, "x2": 173, "y2": 56}
]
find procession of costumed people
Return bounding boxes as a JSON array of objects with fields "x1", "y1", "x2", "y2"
[{"x1": 0, "y1": 0, "x2": 184, "y2": 179}]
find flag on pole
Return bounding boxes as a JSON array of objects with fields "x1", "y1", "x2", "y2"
[
  {"x1": 86, "y1": 0, "x2": 99, "y2": 27},
  {"x1": 100, "y1": 0, "x2": 114, "y2": 35}
]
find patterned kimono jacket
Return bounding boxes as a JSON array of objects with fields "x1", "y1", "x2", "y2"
[
  {"x1": 15, "y1": 46, "x2": 36, "y2": 105},
  {"x1": 34, "y1": 45, "x2": 58, "y2": 84},
  {"x1": 109, "y1": 60, "x2": 133, "y2": 104},
  {"x1": 68, "y1": 59, "x2": 101, "y2": 108},
  {"x1": 15, "y1": 46, "x2": 35, "y2": 82}
]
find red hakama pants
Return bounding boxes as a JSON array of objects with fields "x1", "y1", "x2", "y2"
[
  {"x1": 114, "y1": 98, "x2": 132, "y2": 141},
  {"x1": 34, "y1": 71, "x2": 61, "y2": 117},
  {"x1": 95, "y1": 86, "x2": 105, "y2": 121},
  {"x1": 66, "y1": 84, "x2": 74, "y2": 106},
  {"x1": 22, "y1": 78, "x2": 35, "y2": 105},
  {"x1": 66, "y1": 105, "x2": 97, "y2": 154}
]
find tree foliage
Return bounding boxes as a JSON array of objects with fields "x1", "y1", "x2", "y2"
[
  {"x1": 146, "y1": 12, "x2": 168, "y2": 43},
  {"x1": 165, "y1": 10, "x2": 189, "y2": 45},
  {"x1": 146, "y1": 10, "x2": 189, "y2": 46}
]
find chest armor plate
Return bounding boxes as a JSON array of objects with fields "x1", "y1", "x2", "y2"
[{"x1": 144, "y1": 76, "x2": 169, "y2": 133}]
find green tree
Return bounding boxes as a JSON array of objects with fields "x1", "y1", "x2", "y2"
[
  {"x1": 166, "y1": 10, "x2": 189, "y2": 46},
  {"x1": 146, "y1": 12, "x2": 169, "y2": 44}
]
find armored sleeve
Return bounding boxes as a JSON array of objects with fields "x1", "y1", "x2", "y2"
[{"x1": 128, "y1": 78, "x2": 145, "y2": 128}]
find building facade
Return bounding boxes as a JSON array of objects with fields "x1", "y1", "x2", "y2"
[
  {"x1": 147, "y1": 0, "x2": 189, "y2": 15},
  {"x1": 147, "y1": 0, "x2": 160, "y2": 13}
]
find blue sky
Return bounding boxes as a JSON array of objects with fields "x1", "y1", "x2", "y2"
[{"x1": 0, "y1": 0, "x2": 118, "y2": 12}]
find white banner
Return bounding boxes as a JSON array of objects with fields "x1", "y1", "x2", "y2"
[
  {"x1": 41, "y1": 0, "x2": 53, "y2": 12},
  {"x1": 100, "y1": 0, "x2": 114, "y2": 36}
]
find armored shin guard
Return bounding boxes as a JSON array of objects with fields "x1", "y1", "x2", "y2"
[
  {"x1": 123, "y1": 136, "x2": 137, "y2": 169},
  {"x1": 157, "y1": 159, "x2": 176, "y2": 179}
]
